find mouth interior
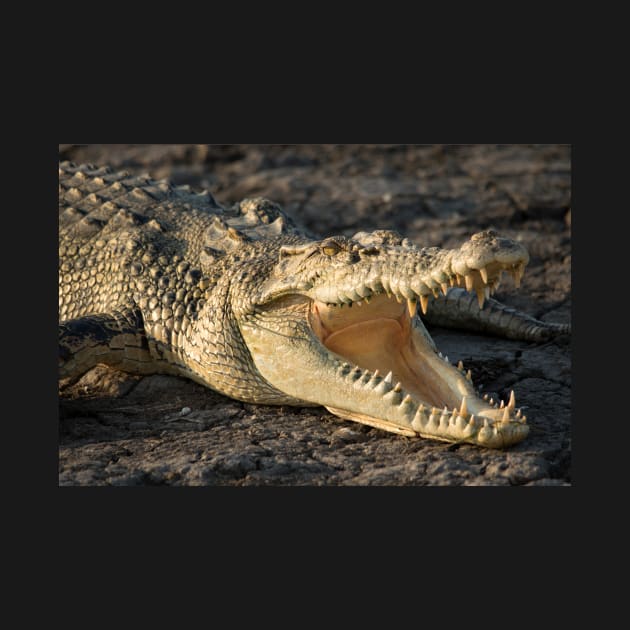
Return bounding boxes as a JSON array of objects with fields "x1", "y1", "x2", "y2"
[{"x1": 309, "y1": 293, "x2": 465, "y2": 411}]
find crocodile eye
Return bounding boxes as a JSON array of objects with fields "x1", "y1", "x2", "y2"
[{"x1": 321, "y1": 243, "x2": 340, "y2": 256}]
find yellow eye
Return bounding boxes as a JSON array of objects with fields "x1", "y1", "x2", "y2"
[{"x1": 321, "y1": 243, "x2": 340, "y2": 256}]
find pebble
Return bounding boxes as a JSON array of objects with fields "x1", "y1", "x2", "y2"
[
  {"x1": 180, "y1": 407, "x2": 192, "y2": 416},
  {"x1": 330, "y1": 427, "x2": 365, "y2": 444}
]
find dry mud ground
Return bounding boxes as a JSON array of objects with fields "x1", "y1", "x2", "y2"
[{"x1": 58, "y1": 144, "x2": 571, "y2": 486}]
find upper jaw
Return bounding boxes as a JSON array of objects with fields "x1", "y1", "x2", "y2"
[{"x1": 261, "y1": 229, "x2": 529, "y2": 315}]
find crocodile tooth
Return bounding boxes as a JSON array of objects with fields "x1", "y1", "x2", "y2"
[
  {"x1": 364, "y1": 295, "x2": 371, "y2": 304},
  {"x1": 444, "y1": 355, "x2": 449, "y2": 364},
  {"x1": 440, "y1": 407, "x2": 450, "y2": 427},
  {"x1": 516, "y1": 408, "x2": 522, "y2": 419},
  {"x1": 432, "y1": 288, "x2": 440, "y2": 298},
  {"x1": 500, "y1": 399, "x2": 505, "y2": 409},
  {"x1": 502, "y1": 407, "x2": 510, "y2": 423},
  {"x1": 428, "y1": 408, "x2": 440, "y2": 429},
  {"x1": 400, "y1": 394, "x2": 416, "y2": 416},
  {"x1": 411, "y1": 405, "x2": 426, "y2": 431},
  {"x1": 489, "y1": 397, "x2": 494, "y2": 406},
  {"x1": 420, "y1": 294, "x2": 429, "y2": 315},
  {"x1": 465, "y1": 274, "x2": 474, "y2": 291},
  {"x1": 337, "y1": 363, "x2": 352, "y2": 376},
  {"x1": 440, "y1": 282, "x2": 449, "y2": 296},
  {"x1": 484, "y1": 286, "x2": 490, "y2": 300},
  {"x1": 456, "y1": 415, "x2": 468, "y2": 432},
  {"x1": 508, "y1": 390, "x2": 516, "y2": 411},
  {"x1": 483, "y1": 393, "x2": 489, "y2": 401},
  {"x1": 407, "y1": 298, "x2": 417, "y2": 318},
  {"x1": 479, "y1": 267, "x2": 489, "y2": 284},
  {"x1": 460, "y1": 396, "x2": 468, "y2": 417},
  {"x1": 476, "y1": 287, "x2": 486, "y2": 309},
  {"x1": 468, "y1": 414, "x2": 477, "y2": 428},
  {"x1": 450, "y1": 408, "x2": 458, "y2": 424},
  {"x1": 374, "y1": 379, "x2": 392, "y2": 395},
  {"x1": 384, "y1": 371, "x2": 393, "y2": 383},
  {"x1": 511, "y1": 266, "x2": 523, "y2": 288},
  {"x1": 356, "y1": 300, "x2": 363, "y2": 307},
  {"x1": 393, "y1": 382, "x2": 402, "y2": 393},
  {"x1": 383, "y1": 388, "x2": 403, "y2": 405},
  {"x1": 466, "y1": 369, "x2": 472, "y2": 382},
  {"x1": 457, "y1": 360, "x2": 464, "y2": 371},
  {"x1": 449, "y1": 276, "x2": 455, "y2": 287}
]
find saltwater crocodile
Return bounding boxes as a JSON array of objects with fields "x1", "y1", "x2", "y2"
[{"x1": 59, "y1": 161, "x2": 569, "y2": 448}]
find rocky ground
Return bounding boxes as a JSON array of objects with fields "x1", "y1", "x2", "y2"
[{"x1": 58, "y1": 144, "x2": 571, "y2": 486}]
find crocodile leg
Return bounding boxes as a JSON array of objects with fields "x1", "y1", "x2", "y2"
[
  {"x1": 59, "y1": 308, "x2": 154, "y2": 382},
  {"x1": 423, "y1": 288, "x2": 570, "y2": 342}
]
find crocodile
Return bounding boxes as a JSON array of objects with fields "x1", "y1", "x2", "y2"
[{"x1": 59, "y1": 161, "x2": 569, "y2": 448}]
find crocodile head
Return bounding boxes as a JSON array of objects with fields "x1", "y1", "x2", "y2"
[{"x1": 238, "y1": 229, "x2": 530, "y2": 448}]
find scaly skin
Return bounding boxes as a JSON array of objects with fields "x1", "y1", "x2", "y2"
[{"x1": 59, "y1": 161, "x2": 568, "y2": 448}]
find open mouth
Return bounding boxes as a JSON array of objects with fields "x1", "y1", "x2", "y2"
[
  {"x1": 248, "y1": 230, "x2": 531, "y2": 447},
  {"x1": 310, "y1": 293, "x2": 466, "y2": 411},
  {"x1": 306, "y1": 271, "x2": 526, "y2": 444}
]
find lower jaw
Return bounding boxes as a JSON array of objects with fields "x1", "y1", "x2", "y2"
[
  {"x1": 311, "y1": 304, "x2": 527, "y2": 446},
  {"x1": 325, "y1": 406, "x2": 419, "y2": 436}
]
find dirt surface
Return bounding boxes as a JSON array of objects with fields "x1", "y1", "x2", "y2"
[{"x1": 58, "y1": 144, "x2": 571, "y2": 486}]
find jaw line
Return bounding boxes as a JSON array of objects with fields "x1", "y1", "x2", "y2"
[{"x1": 240, "y1": 291, "x2": 528, "y2": 447}]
